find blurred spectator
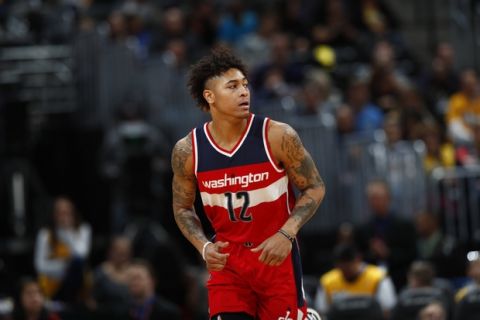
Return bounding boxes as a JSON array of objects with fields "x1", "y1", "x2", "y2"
[
  {"x1": 251, "y1": 32, "x2": 304, "y2": 102},
  {"x1": 346, "y1": 75, "x2": 384, "y2": 135},
  {"x1": 368, "y1": 113, "x2": 426, "y2": 216},
  {"x1": 150, "y1": 6, "x2": 200, "y2": 56},
  {"x1": 455, "y1": 254, "x2": 480, "y2": 302},
  {"x1": 355, "y1": 179, "x2": 417, "y2": 290},
  {"x1": 34, "y1": 196, "x2": 91, "y2": 304},
  {"x1": 418, "y1": 301, "x2": 447, "y2": 320},
  {"x1": 217, "y1": 0, "x2": 257, "y2": 45},
  {"x1": 92, "y1": 236, "x2": 132, "y2": 317},
  {"x1": 446, "y1": 69, "x2": 480, "y2": 145},
  {"x1": 126, "y1": 259, "x2": 180, "y2": 320},
  {"x1": 314, "y1": 243, "x2": 397, "y2": 317},
  {"x1": 296, "y1": 68, "x2": 338, "y2": 120},
  {"x1": 335, "y1": 105, "x2": 356, "y2": 137},
  {"x1": 398, "y1": 85, "x2": 434, "y2": 141},
  {"x1": 311, "y1": 0, "x2": 359, "y2": 49},
  {"x1": 188, "y1": 0, "x2": 217, "y2": 49},
  {"x1": 123, "y1": 7, "x2": 152, "y2": 61},
  {"x1": 421, "y1": 122, "x2": 455, "y2": 174},
  {"x1": 106, "y1": 10, "x2": 128, "y2": 44},
  {"x1": 420, "y1": 42, "x2": 459, "y2": 124},
  {"x1": 234, "y1": 11, "x2": 279, "y2": 70},
  {"x1": 12, "y1": 279, "x2": 61, "y2": 320},
  {"x1": 406, "y1": 261, "x2": 436, "y2": 289},
  {"x1": 369, "y1": 40, "x2": 409, "y2": 112},
  {"x1": 100, "y1": 102, "x2": 171, "y2": 232},
  {"x1": 415, "y1": 211, "x2": 463, "y2": 278},
  {"x1": 391, "y1": 261, "x2": 451, "y2": 320},
  {"x1": 456, "y1": 122, "x2": 480, "y2": 167}
]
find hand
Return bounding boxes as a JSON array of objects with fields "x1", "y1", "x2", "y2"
[
  {"x1": 251, "y1": 232, "x2": 292, "y2": 266},
  {"x1": 204, "y1": 241, "x2": 230, "y2": 271}
]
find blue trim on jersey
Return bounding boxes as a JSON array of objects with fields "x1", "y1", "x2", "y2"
[
  {"x1": 196, "y1": 115, "x2": 269, "y2": 172},
  {"x1": 292, "y1": 240, "x2": 305, "y2": 308}
]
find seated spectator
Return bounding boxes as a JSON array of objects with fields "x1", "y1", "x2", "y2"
[
  {"x1": 314, "y1": 244, "x2": 397, "y2": 317},
  {"x1": 335, "y1": 105, "x2": 356, "y2": 137},
  {"x1": 418, "y1": 301, "x2": 447, "y2": 320},
  {"x1": 368, "y1": 113, "x2": 427, "y2": 217},
  {"x1": 92, "y1": 235, "x2": 133, "y2": 317},
  {"x1": 446, "y1": 69, "x2": 480, "y2": 145},
  {"x1": 355, "y1": 179, "x2": 417, "y2": 290},
  {"x1": 126, "y1": 259, "x2": 181, "y2": 320},
  {"x1": 34, "y1": 196, "x2": 91, "y2": 304},
  {"x1": 456, "y1": 253, "x2": 480, "y2": 302},
  {"x1": 346, "y1": 75, "x2": 384, "y2": 135},
  {"x1": 415, "y1": 211, "x2": 462, "y2": 278},
  {"x1": 12, "y1": 278, "x2": 61, "y2": 320},
  {"x1": 217, "y1": 0, "x2": 257, "y2": 45},
  {"x1": 296, "y1": 68, "x2": 338, "y2": 122},
  {"x1": 406, "y1": 261, "x2": 436, "y2": 289},
  {"x1": 420, "y1": 42, "x2": 459, "y2": 123},
  {"x1": 391, "y1": 261, "x2": 450, "y2": 320},
  {"x1": 421, "y1": 122, "x2": 455, "y2": 174}
]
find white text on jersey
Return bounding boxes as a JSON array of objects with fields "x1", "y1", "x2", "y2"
[{"x1": 202, "y1": 172, "x2": 269, "y2": 189}]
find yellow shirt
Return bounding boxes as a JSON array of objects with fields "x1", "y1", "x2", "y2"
[
  {"x1": 320, "y1": 265, "x2": 386, "y2": 304},
  {"x1": 446, "y1": 92, "x2": 480, "y2": 126},
  {"x1": 424, "y1": 143, "x2": 456, "y2": 173},
  {"x1": 38, "y1": 237, "x2": 71, "y2": 298}
]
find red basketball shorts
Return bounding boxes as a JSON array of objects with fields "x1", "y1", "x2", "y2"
[{"x1": 207, "y1": 241, "x2": 307, "y2": 320}]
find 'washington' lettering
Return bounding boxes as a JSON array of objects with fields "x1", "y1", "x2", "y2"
[{"x1": 203, "y1": 172, "x2": 269, "y2": 189}]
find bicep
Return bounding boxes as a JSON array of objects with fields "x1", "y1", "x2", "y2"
[
  {"x1": 272, "y1": 123, "x2": 322, "y2": 191},
  {"x1": 171, "y1": 136, "x2": 197, "y2": 211}
]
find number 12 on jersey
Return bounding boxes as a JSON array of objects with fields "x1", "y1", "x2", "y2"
[{"x1": 224, "y1": 191, "x2": 251, "y2": 222}]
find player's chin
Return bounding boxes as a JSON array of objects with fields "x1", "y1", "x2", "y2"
[{"x1": 235, "y1": 106, "x2": 250, "y2": 118}]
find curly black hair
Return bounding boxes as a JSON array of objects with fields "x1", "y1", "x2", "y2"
[{"x1": 187, "y1": 46, "x2": 247, "y2": 111}]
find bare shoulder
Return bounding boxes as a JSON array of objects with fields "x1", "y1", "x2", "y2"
[
  {"x1": 267, "y1": 120, "x2": 304, "y2": 162},
  {"x1": 171, "y1": 133, "x2": 194, "y2": 177}
]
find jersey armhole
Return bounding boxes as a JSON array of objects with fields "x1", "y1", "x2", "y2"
[
  {"x1": 262, "y1": 118, "x2": 284, "y2": 173},
  {"x1": 191, "y1": 129, "x2": 198, "y2": 176}
]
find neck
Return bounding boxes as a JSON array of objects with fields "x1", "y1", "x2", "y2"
[{"x1": 209, "y1": 114, "x2": 250, "y2": 147}]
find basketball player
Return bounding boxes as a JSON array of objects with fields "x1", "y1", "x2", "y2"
[{"x1": 171, "y1": 46, "x2": 326, "y2": 320}]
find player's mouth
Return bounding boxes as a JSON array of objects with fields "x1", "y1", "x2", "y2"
[{"x1": 239, "y1": 101, "x2": 249, "y2": 108}]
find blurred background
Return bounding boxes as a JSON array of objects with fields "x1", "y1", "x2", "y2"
[{"x1": 0, "y1": 0, "x2": 480, "y2": 319}]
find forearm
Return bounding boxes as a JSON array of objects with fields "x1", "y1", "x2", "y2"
[
  {"x1": 174, "y1": 208, "x2": 209, "y2": 254},
  {"x1": 282, "y1": 184, "x2": 325, "y2": 236}
]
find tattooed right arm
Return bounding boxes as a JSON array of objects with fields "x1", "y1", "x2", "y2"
[{"x1": 171, "y1": 133, "x2": 208, "y2": 254}]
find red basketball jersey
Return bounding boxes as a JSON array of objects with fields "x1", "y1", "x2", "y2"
[{"x1": 192, "y1": 113, "x2": 296, "y2": 245}]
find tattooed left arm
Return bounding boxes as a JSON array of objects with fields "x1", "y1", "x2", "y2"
[
  {"x1": 270, "y1": 121, "x2": 326, "y2": 236},
  {"x1": 250, "y1": 121, "x2": 325, "y2": 266}
]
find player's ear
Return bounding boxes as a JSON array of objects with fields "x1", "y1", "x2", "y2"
[{"x1": 203, "y1": 89, "x2": 214, "y2": 104}]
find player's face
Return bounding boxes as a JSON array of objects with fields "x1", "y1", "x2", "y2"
[{"x1": 204, "y1": 68, "x2": 250, "y2": 119}]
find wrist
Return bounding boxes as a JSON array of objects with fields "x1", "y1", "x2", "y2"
[
  {"x1": 201, "y1": 241, "x2": 213, "y2": 261},
  {"x1": 277, "y1": 229, "x2": 295, "y2": 243}
]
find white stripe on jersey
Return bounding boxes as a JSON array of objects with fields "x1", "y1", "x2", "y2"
[{"x1": 200, "y1": 175, "x2": 288, "y2": 209}]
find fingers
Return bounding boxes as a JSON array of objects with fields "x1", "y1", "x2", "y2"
[
  {"x1": 204, "y1": 241, "x2": 229, "y2": 270},
  {"x1": 252, "y1": 244, "x2": 287, "y2": 266},
  {"x1": 215, "y1": 241, "x2": 229, "y2": 248},
  {"x1": 250, "y1": 242, "x2": 265, "y2": 253}
]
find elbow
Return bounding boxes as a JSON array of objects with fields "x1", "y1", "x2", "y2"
[{"x1": 315, "y1": 182, "x2": 326, "y2": 204}]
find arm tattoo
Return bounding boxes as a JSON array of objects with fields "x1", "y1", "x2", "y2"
[
  {"x1": 172, "y1": 134, "x2": 208, "y2": 249},
  {"x1": 281, "y1": 125, "x2": 325, "y2": 230}
]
